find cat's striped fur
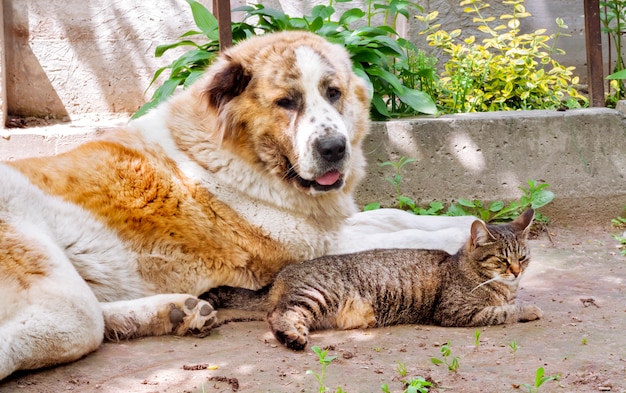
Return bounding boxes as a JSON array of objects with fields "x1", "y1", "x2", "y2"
[{"x1": 267, "y1": 209, "x2": 541, "y2": 350}]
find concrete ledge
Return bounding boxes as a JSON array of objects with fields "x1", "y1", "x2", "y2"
[{"x1": 0, "y1": 108, "x2": 624, "y2": 226}]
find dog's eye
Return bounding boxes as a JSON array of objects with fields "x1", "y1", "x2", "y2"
[
  {"x1": 326, "y1": 87, "x2": 341, "y2": 103},
  {"x1": 275, "y1": 97, "x2": 297, "y2": 110}
]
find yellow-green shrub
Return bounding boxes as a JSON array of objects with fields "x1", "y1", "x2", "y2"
[{"x1": 416, "y1": 0, "x2": 588, "y2": 113}]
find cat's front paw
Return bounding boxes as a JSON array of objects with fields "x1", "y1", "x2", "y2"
[
  {"x1": 267, "y1": 310, "x2": 309, "y2": 351},
  {"x1": 519, "y1": 304, "x2": 542, "y2": 322},
  {"x1": 273, "y1": 328, "x2": 309, "y2": 351}
]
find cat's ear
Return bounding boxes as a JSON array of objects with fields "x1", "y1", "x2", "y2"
[
  {"x1": 511, "y1": 209, "x2": 535, "y2": 233},
  {"x1": 470, "y1": 220, "x2": 496, "y2": 249}
]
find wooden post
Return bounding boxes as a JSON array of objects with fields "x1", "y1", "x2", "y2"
[
  {"x1": 0, "y1": 0, "x2": 7, "y2": 128},
  {"x1": 213, "y1": 0, "x2": 232, "y2": 51},
  {"x1": 584, "y1": 0, "x2": 605, "y2": 107}
]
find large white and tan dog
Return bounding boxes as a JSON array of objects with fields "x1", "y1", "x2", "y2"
[{"x1": 0, "y1": 31, "x2": 475, "y2": 380}]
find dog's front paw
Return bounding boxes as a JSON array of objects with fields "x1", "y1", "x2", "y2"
[{"x1": 169, "y1": 297, "x2": 218, "y2": 337}]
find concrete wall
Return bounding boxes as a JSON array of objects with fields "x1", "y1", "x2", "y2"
[
  {"x1": 355, "y1": 108, "x2": 626, "y2": 225},
  {"x1": 0, "y1": 0, "x2": 595, "y2": 120},
  {"x1": 1, "y1": 108, "x2": 624, "y2": 225}
]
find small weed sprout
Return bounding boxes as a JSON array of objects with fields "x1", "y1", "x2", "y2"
[
  {"x1": 396, "y1": 361, "x2": 408, "y2": 377},
  {"x1": 380, "y1": 157, "x2": 416, "y2": 199},
  {"x1": 581, "y1": 337, "x2": 588, "y2": 345},
  {"x1": 509, "y1": 340, "x2": 519, "y2": 361},
  {"x1": 431, "y1": 341, "x2": 460, "y2": 373},
  {"x1": 521, "y1": 367, "x2": 560, "y2": 393},
  {"x1": 382, "y1": 377, "x2": 431, "y2": 393},
  {"x1": 307, "y1": 346, "x2": 338, "y2": 393},
  {"x1": 612, "y1": 207, "x2": 626, "y2": 256},
  {"x1": 473, "y1": 330, "x2": 481, "y2": 351}
]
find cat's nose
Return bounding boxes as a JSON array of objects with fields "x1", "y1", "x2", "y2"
[{"x1": 509, "y1": 264, "x2": 520, "y2": 277}]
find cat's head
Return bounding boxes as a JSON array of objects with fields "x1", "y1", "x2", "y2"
[{"x1": 467, "y1": 209, "x2": 535, "y2": 289}]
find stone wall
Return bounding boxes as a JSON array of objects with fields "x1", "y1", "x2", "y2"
[{"x1": 0, "y1": 0, "x2": 597, "y2": 121}]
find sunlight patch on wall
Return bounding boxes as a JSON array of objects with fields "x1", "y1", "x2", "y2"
[
  {"x1": 384, "y1": 120, "x2": 421, "y2": 160},
  {"x1": 448, "y1": 132, "x2": 485, "y2": 172}
]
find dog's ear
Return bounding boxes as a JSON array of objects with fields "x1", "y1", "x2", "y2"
[{"x1": 203, "y1": 54, "x2": 251, "y2": 112}]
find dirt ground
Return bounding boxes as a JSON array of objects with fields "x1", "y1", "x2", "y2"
[{"x1": 0, "y1": 225, "x2": 624, "y2": 393}]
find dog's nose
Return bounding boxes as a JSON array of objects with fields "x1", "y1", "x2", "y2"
[{"x1": 316, "y1": 136, "x2": 346, "y2": 163}]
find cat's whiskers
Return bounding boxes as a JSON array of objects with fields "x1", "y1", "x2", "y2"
[{"x1": 470, "y1": 276, "x2": 501, "y2": 293}]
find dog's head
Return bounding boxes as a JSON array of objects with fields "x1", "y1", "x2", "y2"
[{"x1": 187, "y1": 31, "x2": 371, "y2": 195}]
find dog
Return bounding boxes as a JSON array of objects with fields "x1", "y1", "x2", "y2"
[{"x1": 0, "y1": 30, "x2": 476, "y2": 380}]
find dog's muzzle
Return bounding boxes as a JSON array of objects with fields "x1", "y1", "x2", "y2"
[{"x1": 286, "y1": 135, "x2": 348, "y2": 192}]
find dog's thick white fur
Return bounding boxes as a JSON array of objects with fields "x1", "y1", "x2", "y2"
[{"x1": 0, "y1": 31, "x2": 474, "y2": 380}]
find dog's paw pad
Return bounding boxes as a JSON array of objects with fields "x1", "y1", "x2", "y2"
[{"x1": 170, "y1": 297, "x2": 217, "y2": 337}]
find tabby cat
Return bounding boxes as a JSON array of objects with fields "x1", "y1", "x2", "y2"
[{"x1": 266, "y1": 209, "x2": 541, "y2": 351}]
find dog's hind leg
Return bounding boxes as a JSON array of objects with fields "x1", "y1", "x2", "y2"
[
  {"x1": 101, "y1": 294, "x2": 218, "y2": 341},
  {"x1": 0, "y1": 224, "x2": 104, "y2": 381}
]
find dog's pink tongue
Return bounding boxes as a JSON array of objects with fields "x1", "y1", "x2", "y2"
[{"x1": 315, "y1": 170, "x2": 340, "y2": 185}]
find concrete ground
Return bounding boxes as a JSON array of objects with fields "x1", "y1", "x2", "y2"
[
  {"x1": 0, "y1": 114, "x2": 624, "y2": 392},
  {"x1": 0, "y1": 225, "x2": 624, "y2": 393}
]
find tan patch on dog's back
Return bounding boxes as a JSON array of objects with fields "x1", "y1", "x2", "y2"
[
  {"x1": 8, "y1": 133, "x2": 293, "y2": 292},
  {"x1": 0, "y1": 223, "x2": 48, "y2": 289}
]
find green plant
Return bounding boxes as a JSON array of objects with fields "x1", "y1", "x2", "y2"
[
  {"x1": 473, "y1": 329, "x2": 481, "y2": 350},
  {"x1": 602, "y1": 0, "x2": 626, "y2": 106},
  {"x1": 520, "y1": 367, "x2": 560, "y2": 393},
  {"x1": 509, "y1": 340, "x2": 519, "y2": 361},
  {"x1": 382, "y1": 377, "x2": 431, "y2": 393},
  {"x1": 396, "y1": 360, "x2": 408, "y2": 377},
  {"x1": 615, "y1": 234, "x2": 626, "y2": 256},
  {"x1": 307, "y1": 345, "x2": 338, "y2": 393},
  {"x1": 380, "y1": 156, "x2": 416, "y2": 202},
  {"x1": 453, "y1": 179, "x2": 554, "y2": 223},
  {"x1": 430, "y1": 341, "x2": 460, "y2": 372},
  {"x1": 581, "y1": 337, "x2": 588, "y2": 345},
  {"x1": 612, "y1": 208, "x2": 626, "y2": 228},
  {"x1": 416, "y1": 0, "x2": 587, "y2": 113},
  {"x1": 135, "y1": 0, "x2": 438, "y2": 120},
  {"x1": 612, "y1": 207, "x2": 626, "y2": 256},
  {"x1": 367, "y1": 156, "x2": 554, "y2": 224}
]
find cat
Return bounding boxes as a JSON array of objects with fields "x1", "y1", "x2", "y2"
[{"x1": 265, "y1": 209, "x2": 541, "y2": 351}]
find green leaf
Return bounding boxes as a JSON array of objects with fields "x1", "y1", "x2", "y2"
[
  {"x1": 458, "y1": 198, "x2": 476, "y2": 208},
  {"x1": 367, "y1": 66, "x2": 404, "y2": 93},
  {"x1": 530, "y1": 189, "x2": 555, "y2": 209},
  {"x1": 132, "y1": 78, "x2": 183, "y2": 119},
  {"x1": 397, "y1": 195, "x2": 416, "y2": 207},
  {"x1": 185, "y1": 0, "x2": 219, "y2": 40},
  {"x1": 397, "y1": 87, "x2": 438, "y2": 115},
  {"x1": 364, "y1": 202, "x2": 381, "y2": 211},
  {"x1": 430, "y1": 358, "x2": 444, "y2": 365},
  {"x1": 183, "y1": 70, "x2": 206, "y2": 88},
  {"x1": 446, "y1": 203, "x2": 468, "y2": 216},
  {"x1": 307, "y1": 16, "x2": 325, "y2": 32},
  {"x1": 155, "y1": 40, "x2": 201, "y2": 57},
  {"x1": 339, "y1": 8, "x2": 366, "y2": 25},
  {"x1": 169, "y1": 50, "x2": 214, "y2": 74},
  {"x1": 607, "y1": 68, "x2": 626, "y2": 79},
  {"x1": 488, "y1": 200, "x2": 505, "y2": 212},
  {"x1": 371, "y1": 94, "x2": 391, "y2": 118},
  {"x1": 311, "y1": 4, "x2": 335, "y2": 20}
]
